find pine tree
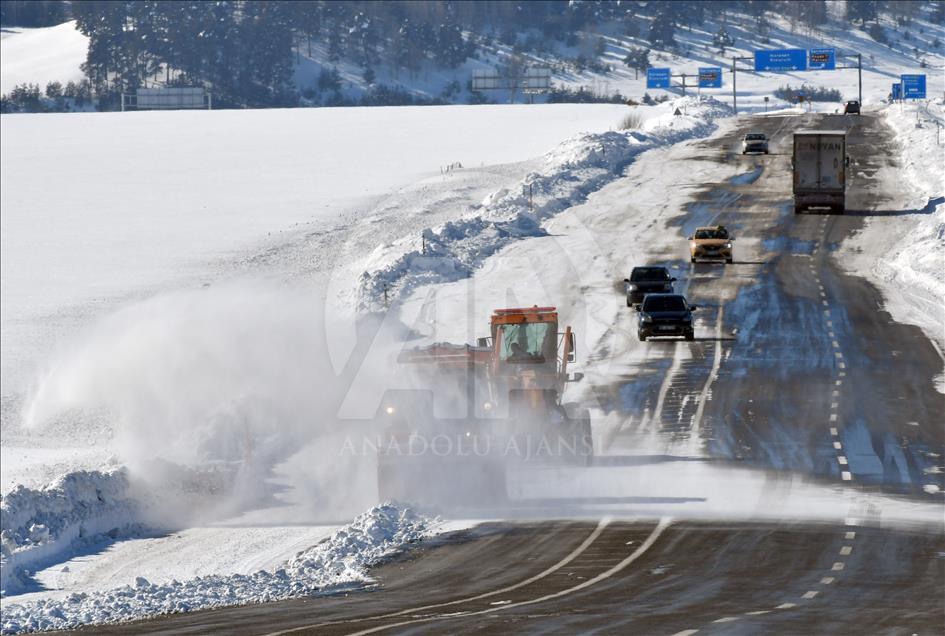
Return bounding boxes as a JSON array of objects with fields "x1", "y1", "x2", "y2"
[{"x1": 648, "y1": 6, "x2": 676, "y2": 48}]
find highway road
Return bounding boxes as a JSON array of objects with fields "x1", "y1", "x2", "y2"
[{"x1": 73, "y1": 112, "x2": 945, "y2": 635}]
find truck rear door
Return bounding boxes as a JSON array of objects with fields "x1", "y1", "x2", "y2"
[
  {"x1": 818, "y1": 135, "x2": 845, "y2": 192},
  {"x1": 794, "y1": 135, "x2": 820, "y2": 191}
]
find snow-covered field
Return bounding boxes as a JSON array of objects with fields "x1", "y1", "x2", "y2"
[{"x1": 0, "y1": 22, "x2": 87, "y2": 95}]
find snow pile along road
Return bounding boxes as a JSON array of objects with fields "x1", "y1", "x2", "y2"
[
  {"x1": 0, "y1": 468, "x2": 138, "y2": 596},
  {"x1": 0, "y1": 503, "x2": 437, "y2": 634},
  {"x1": 357, "y1": 96, "x2": 732, "y2": 311},
  {"x1": 841, "y1": 100, "x2": 945, "y2": 355}
]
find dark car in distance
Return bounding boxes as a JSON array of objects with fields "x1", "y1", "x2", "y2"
[
  {"x1": 624, "y1": 266, "x2": 676, "y2": 307},
  {"x1": 636, "y1": 293, "x2": 698, "y2": 341},
  {"x1": 844, "y1": 100, "x2": 861, "y2": 114}
]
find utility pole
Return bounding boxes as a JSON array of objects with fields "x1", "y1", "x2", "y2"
[
  {"x1": 857, "y1": 53, "x2": 862, "y2": 105},
  {"x1": 732, "y1": 57, "x2": 737, "y2": 114}
]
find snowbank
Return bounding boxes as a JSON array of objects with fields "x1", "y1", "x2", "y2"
[
  {"x1": 0, "y1": 503, "x2": 437, "y2": 634},
  {"x1": 0, "y1": 468, "x2": 138, "y2": 596},
  {"x1": 357, "y1": 96, "x2": 732, "y2": 310},
  {"x1": 839, "y1": 101, "x2": 945, "y2": 359}
]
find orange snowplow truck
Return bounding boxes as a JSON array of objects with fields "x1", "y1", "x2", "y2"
[{"x1": 376, "y1": 306, "x2": 592, "y2": 506}]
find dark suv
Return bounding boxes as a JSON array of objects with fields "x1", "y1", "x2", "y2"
[
  {"x1": 624, "y1": 266, "x2": 676, "y2": 307},
  {"x1": 636, "y1": 294, "x2": 697, "y2": 341},
  {"x1": 844, "y1": 100, "x2": 860, "y2": 114}
]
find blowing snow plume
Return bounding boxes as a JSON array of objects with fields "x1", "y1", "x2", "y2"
[{"x1": 21, "y1": 280, "x2": 398, "y2": 523}]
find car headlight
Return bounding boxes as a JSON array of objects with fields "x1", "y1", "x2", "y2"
[
  {"x1": 724, "y1": 242, "x2": 732, "y2": 249},
  {"x1": 627, "y1": 284, "x2": 638, "y2": 291},
  {"x1": 483, "y1": 401, "x2": 493, "y2": 411},
  {"x1": 385, "y1": 405, "x2": 396, "y2": 415},
  {"x1": 642, "y1": 315, "x2": 653, "y2": 322}
]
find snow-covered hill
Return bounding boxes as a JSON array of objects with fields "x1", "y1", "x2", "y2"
[{"x1": 0, "y1": 21, "x2": 86, "y2": 95}]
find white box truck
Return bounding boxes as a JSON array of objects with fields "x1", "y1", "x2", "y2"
[{"x1": 792, "y1": 130, "x2": 848, "y2": 214}]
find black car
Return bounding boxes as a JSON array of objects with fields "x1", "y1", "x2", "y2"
[
  {"x1": 636, "y1": 293, "x2": 697, "y2": 341},
  {"x1": 844, "y1": 100, "x2": 860, "y2": 114},
  {"x1": 623, "y1": 266, "x2": 676, "y2": 307}
]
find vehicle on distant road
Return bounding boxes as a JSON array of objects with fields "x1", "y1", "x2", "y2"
[
  {"x1": 623, "y1": 266, "x2": 676, "y2": 307},
  {"x1": 843, "y1": 100, "x2": 861, "y2": 115},
  {"x1": 689, "y1": 226, "x2": 734, "y2": 264},
  {"x1": 792, "y1": 130, "x2": 848, "y2": 214},
  {"x1": 741, "y1": 132, "x2": 769, "y2": 154},
  {"x1": 636, "y1": 294, "x2": 697, "y2": 341}
]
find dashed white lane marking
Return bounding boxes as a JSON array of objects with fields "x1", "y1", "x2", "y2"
[
  {"x1": 830, "y1": 427, "x2": 839, "y2": 436},
  {"x1": 820, "y1": 577, "x2": 835, "y2": 585},
  {"x1": 832, "y1": 389, "x2": 839, "y2": 397},
  {"x1": 834, "y1": 351, "x2": 843, "y2": 358},
  {"x1": 831, "y1": 401, "x2": 839, "y2": 409},
  {"x1": 838, "y1": 371, "x2": 846, "y2": 377},
  {"x1": 820, "y1": 291, "x2": 827, "y2": 298},
  {"x1": 835, "y1": 379, "x2": 843, "y2": 386},
  {"x1": 823, "y1": 309, "x2": 831, "y2": 315},
  {"x1": 822, "y1": 300, "x2": 829, "y2": 306},
  {"x1": 776, "y1": 602, "x2": 797, "y2": 609},
  {"x1": 802, "y1": 591, "x2": 819, "y2": 599},
  {"x1": 713, "y1": 616, "x2": 739, "y2": 623},
  {"x1": 828, "y1": 330, "x2": 836, "y2": 338},
  {"x1": 839, "y1": 362, "x2": 846, "y2": 369},
  {"x1": 844, "y1": 517, "x2": 859, "y2": 527},
  {"x1": 832, "y1": 562, "x2": 846, "y2": 571},
  {"x1": 841, "y1": 471, "x2": 852, "y2": 481},
  {"x1": 845, "y1": 531, "x2": 856, "y2": 540},
  {"x1": 839, "y1": 546, "x2": 853, "y2": 556},
  {"x1": 745, "y1": 610, "x2": 771, "y2": 616},
  {"x1": 827, "y1": 319, "x2": 833, "y2": 327},
  {"x1": 833, "y1": 441, "x2": 842, "y2": 450},
  {"x1": 832, "y1": 340, "x2": 840, "y2": 348},
  {"x1": 838, "y1": 456, "x2": 848, "y2": 465},
  {"x1": 672, "y1": 630, "x2": 700, "y2": 636},
  {"x1": 830, "y1": 414, "x2": 838, "y2": 422}
]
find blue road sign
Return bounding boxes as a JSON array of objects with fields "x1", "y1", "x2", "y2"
[
  {"x1": 808, "y1": 48, "x2": 836, "y2": 70},
  {"x1": 892, "y1": 83, "x2": 902, "y2": 100},
  {"x1": 901, "y1": 74, "x2": 926, "y2": 99},
  {"x1": 755, "y1": 49, "x2": 808, "y2": 72},
  {"x1": 646, "y1": 68, "x2": 672, "y2": 89},
  {"x1": 698, "y1": 67, "x2": 723, "y2": 88}
]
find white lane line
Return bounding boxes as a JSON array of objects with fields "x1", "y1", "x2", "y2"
[
  {"x1": 745, "y1": 610, "x2": 771, "y2": 616},
  {"x1": 835, "y1": 380, "x2": 843, "y2": 386},
  {"x1": 827, "y1": 320, "x2": 833, "y2": 327},
  {"x1": 839, "y1": 362, "x2": 846, "y2": 369},
  {"x1": 830, "y1": 427, "x2": 839, "y2": 436},
  {"x1": 820, "y1": 291, "x2": 827, "y2": 298},
  {"x1": 672, "y1": 631, "x2": 700, "y2": 636},
  {"x1": 834, "y1": 351, "x2": 843, "y2": 358},
  {"x1": 841, "y1": 471, "x2": 852, "y2": 481},
  {"x1": 776, "y1": 602, "x2": 797, "y2": 609},
  {"x1": 832, "y1": 390, "x2": 839, "y2": 397},
  {"x1": 344, "y1": 519, "x2": 673, "y2": 636},
  {"x1": 802, "y1": 590, "x2": 819, "y2": 599},
  {"x1": 831, "y1": 402, "x2": 839, "y2": 409},
  {"x1": 845, "y1": 531, "x2": 856, "y2": 540},
  {"x1": 713, "y1": 616, "x2": 739, "y2": 623},
  {"x1": 839, "y1": 370, "x2": 846, "y2": 377},
  {"x1": 267, "y1": 519, "x2": 614, "y2": 636},
  {"x1": 822, "y1": 300, "x2": 829, "y2": 306},
  {"x1": 838, "y1": 456, "x2": 848, "y2": 465},
  {"x1": 830, "y1": 414, "x2": 838, "y2": 422},
  {"x1": 832, "y1": 562, "x2": 845, "y2": 571},
  {"x1": 823, "y1": 309, "x2": 831, "y2": 316},
  {"x1": 832, "y1": 340, "x2": 840, "y2": 348},
  {"x1": 833, "y1": 441, "x2": 843, "y2": 450},
  {"x1": 839, "y1": 546, "x2": 853, "y2": 556},
  {"x1": 820, "y1": 577, "x2": 835, "y2": 585},
  {"x1": 828, "y1": 331, "x2": 836, "y2": 338}
]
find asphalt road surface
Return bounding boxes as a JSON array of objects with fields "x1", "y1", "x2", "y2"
[{"x1": 72, "y1": 112, "x2": 945, "y2": 635}]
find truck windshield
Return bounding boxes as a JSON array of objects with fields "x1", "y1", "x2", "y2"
[
  {"x1": 631, "y1": 268, "x2": 670, "y2": 282},
  {"x1": 498, "y1": 322, "x2": 553, "y2": 362},
  {"x1": 644, "y1": 296, "x2": 687, "y2": 312}
]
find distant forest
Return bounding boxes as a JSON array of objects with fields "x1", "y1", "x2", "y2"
[{"x1": 2, "y1": 0, "x2": 942, "y2": 112}]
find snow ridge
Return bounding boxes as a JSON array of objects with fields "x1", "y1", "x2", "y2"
[
  {"x1": 1, "y1": 468, "x2": 138, "y2": 596},
  {"x1": 357, "y1": 96, "x2": 732, "y2": 311},
  {"x1": 0, "y1": 503, "x2": 437, "y2": 634}
]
